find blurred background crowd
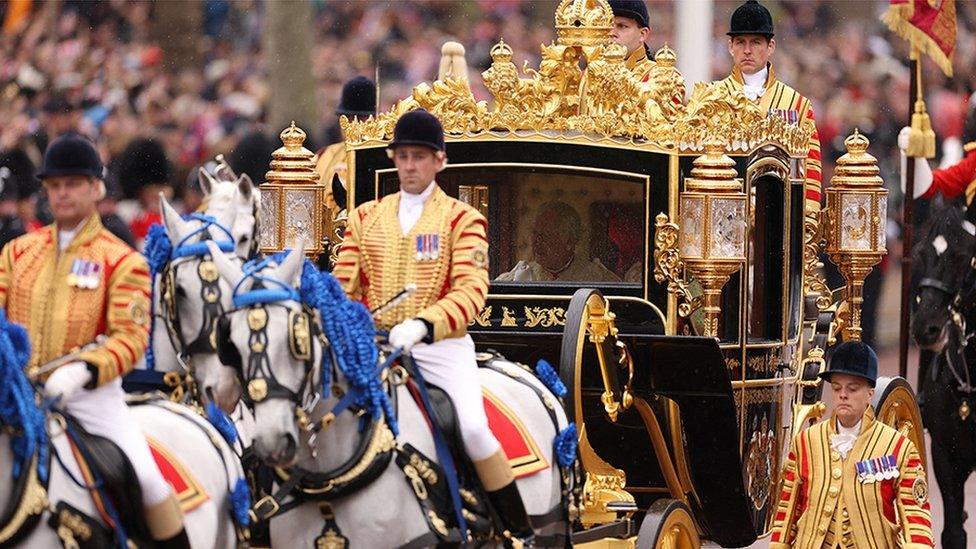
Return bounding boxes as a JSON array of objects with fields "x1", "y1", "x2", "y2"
[{"x1": 0, "y1": 0, "x2": 974, "y2": 348}]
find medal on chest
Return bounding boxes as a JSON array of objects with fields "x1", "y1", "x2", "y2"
[
  {"x1": 856, "y1": 454, "x2": 899, "y2": 483},
  {"x1": 415, "y1": 234, "x2": 440, "y2": 261},
  {"x1": 767, "y1": 108, "x2": 799, "y2": 124},
  {"x1": 68, "y1": 259, "x2": 102, "y2": 290}
]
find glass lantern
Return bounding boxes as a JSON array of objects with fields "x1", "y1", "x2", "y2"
[
  {"x1": 825, "y1": 130, "x2": 888, "y2": 341},
  {"x1": 258, "y1": 123, "x2": 327, "y2": 259},
  {"x1": 679, "y1": 142, "x2": 748, "y2": 338}
]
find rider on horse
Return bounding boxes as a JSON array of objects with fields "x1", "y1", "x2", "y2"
[
  {"x1": 332, "y1": 109, "x2": 535, "y2": 542},
  {"x1": 0, "y1": 133, "x2": 190, "y2": 548}
]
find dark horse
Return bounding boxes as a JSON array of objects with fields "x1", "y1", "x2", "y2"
[{"x1": 911, "y1": 202, "x2": 976, "y2": 549}]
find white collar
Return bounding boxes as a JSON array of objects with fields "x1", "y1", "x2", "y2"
[
  {"x1": 837, "y1": 419, "x2": 862, "y2": 438},
  {"x1": 742, "y1": 65, "x2": 768, "y2": 89},
  {"x1": 58, "y1": 221, "x2": 84, "y2": 252},
  {"x1": 401, "y1": 181, "x2": 436, "y2": 206}
]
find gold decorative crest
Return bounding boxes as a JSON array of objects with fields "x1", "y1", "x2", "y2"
[{"x1": 341, "y1": 2, "x2": 812, "y2": 157}]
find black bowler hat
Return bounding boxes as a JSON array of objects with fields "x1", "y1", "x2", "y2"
[
  {"x1": 388, "y1": 109, "x2": 445, "y2": 152},
  {"x1": 819, "y1": 341, "x2": 879, "y2": 388},
  {"x1": 608, "y1": 0, "x2": 649, "y2": 28},
  {"x1": 36, "y1": 133, "x2": 104, "y2": 180},
  {"x1": 336, "y1": 76, "x2": 377, "y2": 118},
  {"x1": 728, "y1": 0, "x2": 774, "y2": 38}
]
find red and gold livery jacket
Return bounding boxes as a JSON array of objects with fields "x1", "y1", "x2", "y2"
[
  {"x1": 924, "y1": 142, "x2": 976, "y2": 205},
  {"x1": 334, "y1": 185, "x2": 490, "y2": 342},
  {"x1": 625, "y1": 46, "x2": 653, "y2": 83},
  {"x1": 771, "y1": 409, "x2": 934, "y2": 549},
  {"x1": 718, "y1": 65, "x2": 823, "y2": 215},
  {"x1": 0, "y1": 214, "x2": 150, "y2": 386}
]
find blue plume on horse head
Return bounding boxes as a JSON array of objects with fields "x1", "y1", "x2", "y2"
[{"x1": 0, "y1": 308, "x2": 49, "y2": 481}]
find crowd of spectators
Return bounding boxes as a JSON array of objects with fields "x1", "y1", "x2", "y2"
[{"x1": 0, "y1": 0, "x2": 973, "y2": 344}]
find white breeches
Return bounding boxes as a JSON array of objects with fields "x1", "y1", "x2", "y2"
[
  {"x1": 63, "y1": 378, "x2": 174, "y2": 506},
  {"x1": 410, "y1": 334, "x2": 501, "y2": 461}
]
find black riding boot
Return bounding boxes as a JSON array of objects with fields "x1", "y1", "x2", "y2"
[
  {"x1": 155, "y1": 528, "x2": 191, "y2": 549},
  {"x1": 486, "y1": 480, "x2": 534, "y2": 547}
]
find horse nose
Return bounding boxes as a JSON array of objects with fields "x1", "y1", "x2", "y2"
[
  {"x1": 924, "y1": 324, "x2": 942, "y2": 342},
  {"x1": 255, "y1": 433, "x2": 297, "y2": 466}
]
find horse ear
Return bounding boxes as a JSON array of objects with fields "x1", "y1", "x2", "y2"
[
  {"x1": 199, "y1": 168, "x2": 218, "y2": 197},
  {"x1": 160, "y1": 194, "x2": 191, "y2": 241},
  {"x1": 237, "y1": 173, "x2": 254, "y2": 203},
  {"x1": 207, "y1": 241, "x2": 245, "y2": 287},
  {"x1": 274, "y1": 239, "x2": 306, "y2": 286}
]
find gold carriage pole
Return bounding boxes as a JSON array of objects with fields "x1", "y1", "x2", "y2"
[{"x1": 881, "y1": 0, "x2": 956, "y2": 377}]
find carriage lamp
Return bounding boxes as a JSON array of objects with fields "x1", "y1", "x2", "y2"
[
  {"x1": 825, "y1": 130, "x2": 888, "y2": 341},
  {"x1": 678, "y1": 142, "x2": 748, "y2": 338},
  {"x1": 258, "y1": 122, "x2": 327, "y2": 259}
]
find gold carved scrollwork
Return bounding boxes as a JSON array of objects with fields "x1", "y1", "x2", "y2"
[
  {"x1": 803, "y1": 212, "x2": 832, "y2": 311},
  {"x1": 501, "y1": 307, "x2": 517, "y2": 327},
  {"x1": 653, "y1": 213, "x2": 701, "y2": 317},
  {"x1": 524, "y1": 306, "x2": 567, "y2": 328},
  {"x1": 471, "y1": 305, "x2": 492, "y2": 327}
]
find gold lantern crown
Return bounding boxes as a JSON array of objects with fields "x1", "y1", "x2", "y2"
[
  {"x1": 686, "y1": 141, "x2": 740, "y2": 191},
  {"x1": 554, "y1": 0, "x2": 613, "y2": 46},
  {"x1": 832, "y1": 129, "x2": 882, "y2": 187},
  {"x1": 266, "y1": 122, "x2": 317, "y2": 184}
]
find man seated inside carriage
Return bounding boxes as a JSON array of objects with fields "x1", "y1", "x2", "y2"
[
  {"x1": 496, "y1": 200, "x2": 621, "y2": 283},
  {"x1": 333, "y1": 109, "x2": 534, "y2": 543},
  {"x1": 0, "y1": 134, "x2": 190, "y2": 547}
]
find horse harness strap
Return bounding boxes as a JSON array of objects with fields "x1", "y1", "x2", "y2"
[{"x1": 0, "y1": 450, "x2": 50, "y2": 546}]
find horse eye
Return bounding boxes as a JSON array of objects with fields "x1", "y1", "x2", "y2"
[{"x1": 176, "y1": 286, "x2": 187, "y2": 297}]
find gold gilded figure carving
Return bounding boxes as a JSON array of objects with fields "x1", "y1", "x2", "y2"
[
  {"x1": 0, "y1": 134, "x2": 191, "y2": 547},
  {"x1": 771, "y1": 342, "x2": 934, "y2": 549},
  {"x1": 717, "y1": 0, "x2": 823, "y2": 215},
  {"x1": 332, "y1": 110, "x2": 535, "y2": 543}
]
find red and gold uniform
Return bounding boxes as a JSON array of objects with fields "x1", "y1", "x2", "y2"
[
  {"x1": 921, "y1": 142, "x2": 976, "y2": 204},
  {"x1": 625, "y1": 45, "x2": 654, "y2": 83},
  {"x1": 334, "y1": 185, "x2": 489, "y2": 341},
  {"x1": 718, "y1": 65, "x2": 823, "y2": 214},
  {"x1": 0, "y1": 213, "x2": 150, "y2": 385},
  {"x1": 771, "y1": 408, "x2": 934, "y2": 549}
]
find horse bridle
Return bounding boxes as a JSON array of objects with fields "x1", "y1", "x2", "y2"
[{"x1": 156, "y1": 214, "x2": 238, "y2": 369}]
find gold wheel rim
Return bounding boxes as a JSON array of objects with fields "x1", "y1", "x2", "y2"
[
  {"x1": 876, "y1": 384, "x2": 926, "y2": 469},
  {"x1": 657, "y1": 506, "x2": 701, "y2": 549}
]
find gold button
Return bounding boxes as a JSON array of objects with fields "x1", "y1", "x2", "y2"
[
  {"x1": 832, "y1": 468, "x2": 842, "y2": 479},
  {"x1": 818, "y1": 526, "x2": 827, "y2": 535},
  {"x1": 823, "y1": 505, "x2": 834, "y2": 516},
  {"x1": 831, "y1": 451, "x2": 841, "y2": 461},
  {"x1": 842, "y1": 510, "x2": 849, "y2": 518},
  {"x1": 828, "y1": 486, "x2": 839, "y2": 496}
]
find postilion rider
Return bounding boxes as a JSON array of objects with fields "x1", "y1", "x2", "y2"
[
  {"x1": 770, "y1": 341, "x2": 934, "y2": 548},
  {"x1": 0, "y1": 133, "x2": 190, "y2": 548},
  {"x1": 332, "y1": 109, "x2": 535, "y2": 542},
  {"x1": 718, "y1": 0, "x2": 823, "y2": 215}
]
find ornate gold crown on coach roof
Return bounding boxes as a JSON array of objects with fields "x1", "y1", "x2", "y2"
[{"x1": 340, "y1": 0, "x2": 813, "y2": 156}]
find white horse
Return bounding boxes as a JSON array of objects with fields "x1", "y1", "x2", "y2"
[
  {"x1": 208, "y1": 244, "x2": 573, "y2": 548},
  {"x1": 0, "y1": 317, "x2": 247, "y2": 548},
  {"x1": 139, "y1": 167, "x2": 259, "y2": 413}
]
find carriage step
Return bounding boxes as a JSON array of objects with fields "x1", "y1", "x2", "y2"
[
  {"x1": 605, "y1": 501, "x2": 638, "y2": 512},
  {"x1": 571, "y1": 519, "x2": 636, "y2": 544}
]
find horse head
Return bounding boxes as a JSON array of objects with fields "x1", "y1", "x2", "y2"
[
  {"x1": 198, "y1": 166, "x2": 260, "y2": 260},
  {"x1": 158, "y1": 187, "x2": 243, "y2": 411},
  {"x1": 911, "y1": 203, "x2": 976, "y2": 350},
  {"x1": 209, "y1": 243, "x2": 319, "y2": 467}
]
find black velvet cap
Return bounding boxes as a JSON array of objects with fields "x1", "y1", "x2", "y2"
[
  {"x1": 608, "y1": 0, "x2": 649, "y2": 28},
  {"x1": 728, "y1": 0, "x2": 774, "y2": 38},
  {"x1": 336, "y1": 76, "x2": 377, "y2": 117},
  {"x1": 36, "y1": 133, "x2": 104, "y2": 180},
  {"x1": 388, "y1": 109, "x2": 445, "y2": 152},
  {"x1": 819, "y1": 341, "x2": 879, "y2": 388}
]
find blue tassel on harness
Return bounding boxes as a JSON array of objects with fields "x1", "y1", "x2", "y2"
[
  {"x1": 142, "y1": 224, "x2": 172, "y2": 371},
  {"x1": 554, "y1": 423, "x2": 578, "y2": 468},
  {"x1": 535, "y1": 359, "x2": 567, "y2": 398},
  {"x1": 0, "y1": 309, "x2": 48, "y2": 481},
  {"x1": 205, "y1": 401, "x2": 238, "y2": 445},
  {"x1": 231, "y1": 478, "x2": 252, "y2": 527}
]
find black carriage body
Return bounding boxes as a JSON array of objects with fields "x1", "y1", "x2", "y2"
[{"x1": 346, "y1": 137, "x2": 807, "y2": 546}]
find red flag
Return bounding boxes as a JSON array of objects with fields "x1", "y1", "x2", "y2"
[{"x1": 883, "y1": 0, "x2": 957, "y2": 76}]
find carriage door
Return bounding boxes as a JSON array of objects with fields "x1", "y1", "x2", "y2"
[{"x1": 741, "y1": 145, "x2": 797, "y2": 534}]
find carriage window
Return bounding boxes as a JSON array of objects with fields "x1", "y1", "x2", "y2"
[
  {"x1": 378, "y1": 165, "x2": 647, "y2": 286},
  {"x1": 747, "y1": 175, "x2": 786, "y2": 341}
]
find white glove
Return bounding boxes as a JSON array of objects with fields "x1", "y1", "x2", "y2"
[
  {"x1": 897, "y1": 126, "x2": 911, "y2": 153},
  {"x1": 898, "y1": 126, "x2": 935, "y2": 199},
  {"x1": 389, "y1": 319, "x2": 428, "y2": 351},
  {"x1": 44, "y1": 361, "x2": 92, "y2": 403}
]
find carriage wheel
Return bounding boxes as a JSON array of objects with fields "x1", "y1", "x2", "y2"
[
  {"x1": 635, "y1": 499, "x2": 701, "y2": 549},
  {"x1": 873, "y1": 376, "x2": 927, "y2": 469},
  {"x1": 559, "y1": 288, "x2": 607, "y2": 425}
]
